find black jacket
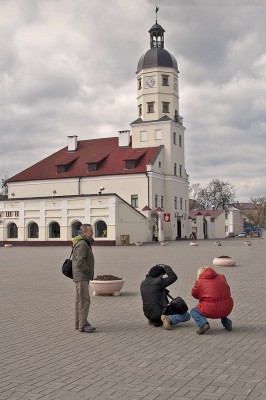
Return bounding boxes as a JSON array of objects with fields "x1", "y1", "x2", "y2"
[{"x1": 140, "y1": 266, "x2": 177, "y2": 323}]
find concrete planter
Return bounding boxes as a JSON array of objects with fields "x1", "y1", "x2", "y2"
[
  {"x1": 190, "y1": 242, "x2": 199, "y2": 246},
  {"x1": 90, "y1": 279, "x2": 125, "y2": 296},
  {"x1": 135, "y1": 242, "x2": 143, "y2": 246},
  {"x1": 244, "y1": 241, "x2": 252, "y2": 246},
  {"x1": 160, "y1": 241, "x2": 167, "y2": 246},
  {"x1": 213, "y1": 256, "x2": 236, "y2": 267},
  {"x1": 214, "y1": 241, "x2": 222, "y2": 246}
]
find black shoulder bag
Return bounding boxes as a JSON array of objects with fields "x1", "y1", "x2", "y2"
[
  {"x1": 164, "y1": 292, "x2": 188, "y2": 315},
  {"x1": 62, "y1": 248, "x2": 73, "y2": 279}
]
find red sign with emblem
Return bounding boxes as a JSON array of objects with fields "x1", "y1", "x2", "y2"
[{"x1": 164, "y1": 213, "x2": 170, "y2": 222}]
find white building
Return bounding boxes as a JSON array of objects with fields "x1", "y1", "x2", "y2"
[
  {"x1": 0, "y1": 18, "x2": 189, "y2": 246},
  {"x1": 189, "y1": 210, "x2": 226, "y2": 240}
]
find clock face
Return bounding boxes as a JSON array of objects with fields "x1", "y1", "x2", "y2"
[{"x1": 146, "y1": 76, "x2": 156, "y2": 88}]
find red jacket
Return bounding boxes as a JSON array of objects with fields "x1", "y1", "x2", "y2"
[{"x1": 191, "y1": 268, "x2": 233, "y2": 318}]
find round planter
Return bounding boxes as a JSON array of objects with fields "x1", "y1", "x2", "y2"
[
  {"x1": 214, "y1": 241, "x2": 222, "y2": 246},
  {"x1": 213, "y1": 256, "x2": 236, "y2": 267},
  {"x1": 135, "y1": 242, "x2": 143, "y2": 247},
  {"x1": 190, "y1": 242, "x2": 199, "y2": 246},
  {"x1": 90, "y1": 279, "x2": 125, "y2": 296},
  {"x1": 160, "y1": 241, "x2": 167, "y2": 246},
  {"x1": 244, "y1": 241, "x2": 252, "y2": 246},
  {"x1": 4, "y1": 244, "x2": 13, "y2": 247}
]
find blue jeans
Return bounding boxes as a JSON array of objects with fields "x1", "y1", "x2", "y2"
[
  {"x1": 191, "y1": 307, "x2": 232, "y2": 328},
  {"x1": 168, "y1": 312, "x2": 191, "y2": 326}
]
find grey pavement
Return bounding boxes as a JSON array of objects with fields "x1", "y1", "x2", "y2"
[{"x1": 0, "y1": 238, "x2": 266, "y2": 400}]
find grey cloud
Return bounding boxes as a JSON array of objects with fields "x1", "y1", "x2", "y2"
[{"x1": 1, "y1": 0, "x2": 266, "y2": 201}]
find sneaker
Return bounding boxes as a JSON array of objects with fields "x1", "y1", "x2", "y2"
[
  {"x1": 85, "y1": 323, "x2": 96, "y2": 331},
  {"x1": 224, "y1": 325, "x2": 232, "y2": 331},
  {"x1": 196, "y1": 322, "x2": 210, "y2": 335},
  {"x1": 79, "y1": 325, "x2": 95, "y2": 333},
  {"x1": 161, "y1": 315, "x2": 172, "y2": 330}
]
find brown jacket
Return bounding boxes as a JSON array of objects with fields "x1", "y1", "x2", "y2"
[{"x1": 72, "y1": 235, "x2": 94, "y2": 282}]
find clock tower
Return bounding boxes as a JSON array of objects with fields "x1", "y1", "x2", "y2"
[
  {"x1": 134, "y1": 20, "x2": 180, "y2": 123},
  {"x1": 130, "y1": 14, "x2": 189, "y2": 240}
]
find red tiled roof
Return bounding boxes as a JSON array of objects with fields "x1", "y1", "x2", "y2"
[
  {"x1": 142, "y1": 205, "x2": 151, "y2": 211},
  {"x1": 189, "y1": 210, "x2": 224, "y2": 219},
  {"x1": 123, "y1": 150, "x2": 146, "y2": 161},
  {"x1": 55, "y1": 155, "x2": 79, "y2": 166},
  {"x1": 9, "y1": 137, "x2": 161, "y2": 182},
  {"x1": 86, "y1": 152, "x2": 109, "y2": 164}
]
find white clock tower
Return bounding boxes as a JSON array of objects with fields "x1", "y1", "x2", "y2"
[{"x1": 131, "y1": 15, "x2": 189, "y2": 240}]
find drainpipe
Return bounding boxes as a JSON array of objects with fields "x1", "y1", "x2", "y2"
[
  {"x1": 146, "y1": 172, "x2": 150, "y2": 208},
  {"x1": 78, "y1": 177, "x2": 81, "y2": 195}
]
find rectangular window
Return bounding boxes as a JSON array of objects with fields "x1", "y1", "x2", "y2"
[
  {"x1": 185, "y1": 199, "x2": 187, "y2": 211},
  {"x1": 138, "y1": 78, "x2": 142, "y2": 90},
  {"x1": 161, "y1": 196, "x2": 164, "y2": 208},
  {"x1": 6, "y1": 211, "x2": 12, "y2": 217},
  {"x1": 140, "y1": 130, "x2": 147, "y2": 142},
  {"x1": 125, "y1": 160, "x2": 135, "y2": 170},
  {"x1": 162, "y1": 102, "x2": 169, "y2": 113},
  {"x1": 179, "y1": 134, "x2": 182, "y2": 147},
  {"x1": 174, "y1": 163, "x2": 177, "y2": 175},
  {"x1": 155, "y1": 195, "x2": 158, "y2": 208},
  {"x1": 162, "y1": 75, "x2": 169, "y2": 86},
  {"x1": 147, "y1": 102, "x2": 155, "y2": 113},
  {"x1": 155, "y1": 129, "x2": 162, "y2": 140},
  {"x1": 179, "y1": 165, "x2": 182, "y2": 177},
  {"x1": 138, "y1": 104, "x2": 142, "y2": 116},
  {"x1": 173, "y1": 132, "x2": 176, "y2": 145},
  {"x1": 88, "y1": 164, "x2": 97, "y2": 172},
  {"x1": 14, "y1": 211, "x2": 19, "y2": 217},
  {"x1": 174, "y1": 197, "x2": 177, "y2": 209},
  {"x1": 131, "y1": 195, "x2": 138, "y2": 208},
  {"x1": 180, "y1": 198, "x2": 183, "y2": 210}
]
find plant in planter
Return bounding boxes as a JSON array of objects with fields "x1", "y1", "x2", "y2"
[
  {"x1": 90, "y1": 275, "x2": 125, "y2": 296},
  {"x1": 244, "y1": 240, "x2": 252, "y2": 246},
  {"x1": 213, "y1": 255, "x2": 236, "y2": 267}
]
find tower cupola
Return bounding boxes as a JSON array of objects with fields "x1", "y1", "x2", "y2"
[{"x1": 149, "y1": 23, "x2": 165, "y2": 49}]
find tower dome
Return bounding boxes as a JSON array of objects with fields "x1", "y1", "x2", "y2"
[{"x1": 137, "y1": 22, "x2": 178, "y2": 73}]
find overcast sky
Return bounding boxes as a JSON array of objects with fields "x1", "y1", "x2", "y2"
[{"x1": 1, "y1": 0, "x2": 266, "y2": 201}]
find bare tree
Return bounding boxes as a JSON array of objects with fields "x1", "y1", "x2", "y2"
[
  {"x1": 189, "y1": 179, "x2": 236, "y2": 211},
  {"x1": 245, "y1": 197, "x2": 266, "y2": 228},
  {"x1": 1, "y1": 176, "x2": 8, "y2": 199}
]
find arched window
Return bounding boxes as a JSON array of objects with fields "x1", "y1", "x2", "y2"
[
  {"x1": 7, "y1": 223, "x2": 18, "y2": 238},
  {"x1": 95, "y1": 220, "x2": 107, "y2": 238},
  {"x1": 72, "y1": 221, "x2": 82, "y2": 238},
  {"x1": 49, "y1": 222, "x2": 60, "y2": 238},
  {"x1": 28, "y1": 222, "x2": 39, "y2": 238}
]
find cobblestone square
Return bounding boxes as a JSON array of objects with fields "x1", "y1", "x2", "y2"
[{"x1": 1, "y1": 238, "x2": 265, "y2": 399}]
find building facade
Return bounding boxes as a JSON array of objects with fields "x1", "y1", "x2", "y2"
[{"x1": 0, "y1": 18, "x2": 189, "y2": 245}]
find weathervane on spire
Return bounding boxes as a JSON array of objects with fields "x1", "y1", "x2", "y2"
[{"x1": 155, "y1": 6, "x2": 159, "y2": 23}]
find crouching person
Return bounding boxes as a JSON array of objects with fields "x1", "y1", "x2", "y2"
[
  {"x1": 140, "y1": 264, "x2": 190, "y2": 329},
  {"x1": 191, "y1": 267, "x2": 233, "y2": 335}
]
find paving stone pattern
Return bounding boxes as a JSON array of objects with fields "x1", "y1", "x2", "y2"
[{"x1": 0, "y1": 238, "x2": 265, "y2": 400}]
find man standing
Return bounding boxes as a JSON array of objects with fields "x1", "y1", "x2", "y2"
[
  {"x1": 72, "y1": 224, "x2": 96, "y2": 333},
  {"x1": 140, "y1": 264, "x2": 190, "y2": 329}
]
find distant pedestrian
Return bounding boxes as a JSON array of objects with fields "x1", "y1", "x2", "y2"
[
  {"x1": 72, "y1": 224, "x2": 96, "y2": 333},
  {"x1": 190, "y1": 267, "x2": 233, "y2": 334},
  {"x1": 153, "y1": 229, "x2": 158, "y2": 242}
]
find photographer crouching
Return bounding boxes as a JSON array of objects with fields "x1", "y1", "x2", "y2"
[{"x1": 140, "y1": 264, "x2": 190, "y2": 330}]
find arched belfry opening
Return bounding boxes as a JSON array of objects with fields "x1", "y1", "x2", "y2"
[{"x1": 149, "y1": 24, "x2": 165, "y2": 49}]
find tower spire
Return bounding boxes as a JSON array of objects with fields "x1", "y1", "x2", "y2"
[{"x1": 155, "y1": 6, "x2": 159, "y2": 23}]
